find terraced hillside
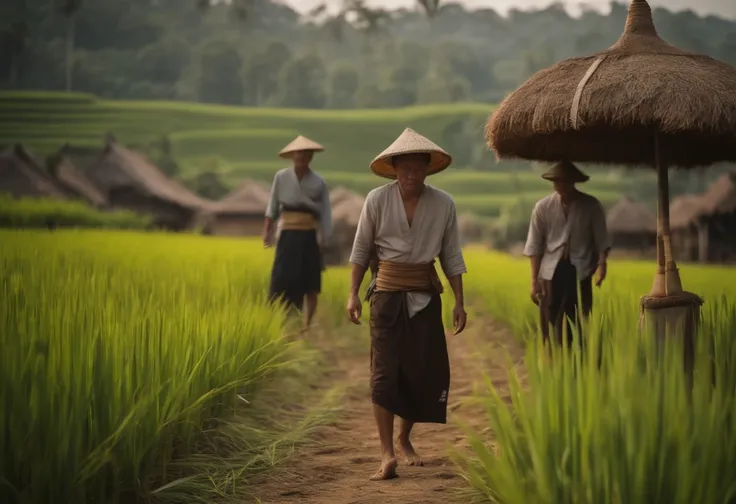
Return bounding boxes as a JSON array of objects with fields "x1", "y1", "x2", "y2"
[{"x1": 0, "y1": 91, "x2": 650, "y2": 217}]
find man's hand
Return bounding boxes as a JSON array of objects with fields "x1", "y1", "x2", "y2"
[
  {"x1": 530, "y1": 278, "x2": 546, "y2": 305},
  {"x1": 347, "y1": 293, "x2": 362, "y2": 325},
  {"x1": 452, "y1": 303, "x2": 467, "y2": 335},
  {"x1": 262, "y1": 231, "x2": 272, "y2": 248},
  {"x1": 595, "y1": 261, "x2": 607, "y2": 287}
]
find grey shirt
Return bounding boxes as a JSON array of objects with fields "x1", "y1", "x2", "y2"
[
  {"x1": 350, "y1": 182, "x2": 467, "y2": 318},
  {"x1": 265, "y1": 166, "x2": 332, "y2": 240},
  {"x1": 524, "y1": 191, "x2": 611, "y2": 281}
]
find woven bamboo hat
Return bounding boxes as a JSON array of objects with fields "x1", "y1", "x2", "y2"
[
  {"x1": 369, "y1": 128, "x2": 452, "y2": 179},
  {"x1": 278, "y1": 135, "x2": 325, "y2": 159},
  {"x1": 541, "y1": 160, "x2": 590, "y2": 183}
]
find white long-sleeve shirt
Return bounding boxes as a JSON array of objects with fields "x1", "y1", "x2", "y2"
[
  {"x1": 349, "y1": 182, "x2": 467, "y2": 318},
  {"x1": 265, "y1": 166, "x2": 332, "y2": 240},
  {"x1": 524, "y1": 191, "x2": 612, "y2": 281}
]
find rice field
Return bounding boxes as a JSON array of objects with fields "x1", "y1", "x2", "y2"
[
  {"x1": 0, "y1": 230, "x2": 351, "y2": 504},
  {"x1": 4, "y1": 229, "x2": 736, "y2": 504},
  {"x1": 0, "y1": 91, "x2": 656, "y2": 218},
  {"x1": 0, "y1": 195, "x2": 151, "y2": 229},
  {"x1": 457, "y1": 248, "x2": 736, "y2": 503}
]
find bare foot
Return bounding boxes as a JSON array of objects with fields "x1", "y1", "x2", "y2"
[
  {"x1": 369, "y1": 457, "x2": 398, "y2": 481},
  {"x1": 397, "y1": 437, "x2": 423, "y2": 466}
]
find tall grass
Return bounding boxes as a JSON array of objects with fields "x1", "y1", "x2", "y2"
[
  {"x1": 0, "y1": 195, "x2": 151, "y2": 230},
  {"x1": 458, "y1": 248, "x2": 736, "y2": 503},
  {"x1": 0, "y1": 230, "x2": 348, "y2": 504},
  {"x1": 463, "y1": 247, "x2": 736, "y2": 339}
]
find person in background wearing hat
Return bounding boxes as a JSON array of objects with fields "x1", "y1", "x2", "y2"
[
  {"x1": 346, "y1": 128, "x2": 467, "y2": 481},
  {"x1": 263, "y1": 135, "x2": 332, "y2": 330},
  {"x1": 525, "y1": 160, "x2": 611, "y2": 346}
]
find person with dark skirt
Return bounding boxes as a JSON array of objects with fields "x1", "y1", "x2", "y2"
[
  {"x1": 346, "y1": 128, "x2": 468, "y2": 481},
  {"x1": 525, "y1": 160, "x2": 612, "y2": 347},
  {"x1": 263, "y1": 135, "x2": 332, "y2": 330}
]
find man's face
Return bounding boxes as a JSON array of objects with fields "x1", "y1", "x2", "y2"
[
  {"x1": 394, "y1": 154, "x2": 430, "y2": 195},
  {"x1": 292, "y1": 150, "x2": 314, "y2": 167},
  {"x1": 553, "y1": 179, "x2": 575, "y2": 198}
]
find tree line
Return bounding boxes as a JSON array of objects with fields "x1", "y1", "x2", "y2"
[{"x1": 2, "y1": 0, "x2": 735, "y2": 108}]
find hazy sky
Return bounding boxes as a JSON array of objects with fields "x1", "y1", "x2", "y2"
[{"x1": 279, "y1": 0, "x2": 736, "y2": 20}]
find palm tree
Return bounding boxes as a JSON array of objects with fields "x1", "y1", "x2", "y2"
[{"x1": 56, "y1": 0, "x2": 83, "y2": 92}]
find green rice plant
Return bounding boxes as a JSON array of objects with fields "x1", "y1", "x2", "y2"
[
  {"x1": 0, "y1": 195, "x2": 152, "y2": 230},
  {"x1": 0, "y1": 230, "x2": 349, "y2": 504},
  {"x1": 457, "y1": 295, "x2": 736, "y2": 504},
  {"x1": 169, "y1": 129, "x2": 298, "y2": 162},
  {"x1": 456, "y1": 247, "x2": 736, "y2": 504},
  {"x1": 462, "y1": 247, "x2": 736, "y2": 340}
]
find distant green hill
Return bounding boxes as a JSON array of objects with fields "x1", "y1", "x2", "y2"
[{"x1": 0, "y1": 91, "x2": 645, "y2": 217}]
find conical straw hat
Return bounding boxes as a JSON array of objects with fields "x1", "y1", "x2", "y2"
[
  {"x1": 278, "y1": 135, "x2": 325, "y2": 158},
  {"x1": 369, "y1": 128, "x2": 452, "y2": 179},
  {"x1": 540, "y1": 160, "x2": 590, "y2": 183}
]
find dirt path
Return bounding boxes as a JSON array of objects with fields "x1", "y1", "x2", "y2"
[{"x1": 249, "y1": 318, "x2": 525, "y2": 504}]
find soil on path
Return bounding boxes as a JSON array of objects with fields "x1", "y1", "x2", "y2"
[{"x1": 249, "y1": 318, "x2": 525, "y2": 504}]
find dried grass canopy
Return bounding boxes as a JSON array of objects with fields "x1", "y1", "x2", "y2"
[{"x1": 486, "y1": 0, "x2": 736, "y2": 168}]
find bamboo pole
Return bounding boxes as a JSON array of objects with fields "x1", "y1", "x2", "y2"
[{"x1": 649, "y1": 131, "x2": 683, "y2": 297}]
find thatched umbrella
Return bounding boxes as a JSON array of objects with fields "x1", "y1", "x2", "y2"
[{"x1": 486, "y1": 0, "x2": 736, "y2": 320}]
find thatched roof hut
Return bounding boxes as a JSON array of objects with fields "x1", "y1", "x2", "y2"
[
  {"x1": 85, "y1": 137, "x2": 212, "y2": 230},
  {"x1": 90, "y1": 137, "x2": 209, "y2": 209},
  {"x1": 332, "y1": 192, "x2": 365, "y2": 227},
  {"x1": 0, "y1": 144, "x2": 68, "y2": 200},
  {"x1": 211, "y1": 179, "x2": 270, "y2": 215},
  {"x1": 698, "y1": 173, "x2": 736, "y2": 216},
  {"x1": 487, "y1": 0, "x2": 736, "y2": 167},
  {"x1": 606, "y1": 196, "x2": 657, "y2": 250},
  {"x1": 669, "y1": 175, "x2": 736, "y2": 263},
  {"x1": 204, "y1": 179, "x2": 270, "y2": 237},
  {"x1": 48, "y1": 153, "x2": 107, "y2": 207},
  {"x1": 670, "y1": 194, "x2": 706, "y2": 230},
  {"x1": 324, "y1": 190, "x2": 366, "y2": 266},
  {"x1": 330, "y1": 186, "x2": 356, "y2": 207},
  {"x1": 606, "y1": 196, "x2": 656, "y2": 234},
  {"x1": 670, "y1": 175, "x2": 736, "y2": 229}
]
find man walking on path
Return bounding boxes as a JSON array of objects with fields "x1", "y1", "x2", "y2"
[
  {"x1": 264, "y1": 135, "x2": 332, "y2": 330},
  {"x1": 346, "y1": 128, "x2": 468, "y2": 481},
  {"x1": 524, "y1": 160, "x2": 611, "y2": 346}
]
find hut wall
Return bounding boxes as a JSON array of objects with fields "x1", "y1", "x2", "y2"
[
  {"x1": 206, "y1": 215, "x2": 263, "y2": 237},
  {"x1": 672, "y1": 213, "x2": 736, "y2": 264},
  {"x1": 0, "y1": 170, "x2": 48, "y2": 199},
  {"x1": 108, "y1": 187, "x2": 194, "y2": 231},
  {"x1": 0, "y1": 162, "x2": 67, "y2": 200},
  {"x1": 704, "y1": 213, "x2": 736, "y2": 263},
  {"x1": 328, "y1": 221, "x2": 358, "y2": 265},
  {"x1": 672, "y1": 226, "x2": 699, "y2": 262}
]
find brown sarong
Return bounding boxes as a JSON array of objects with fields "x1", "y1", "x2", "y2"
[
  {"x1": 281, "y1": 211, "x2": 317, "y2": 230},
  {"x1": 540, "y1": 258, "x2": 593, "y2": 346},
  {"x1": 375, "y1": 260, "x2": 444, "y2": 294},
  {"x1": 369, "y1": 289, "x2": 449, "y2": 424}
]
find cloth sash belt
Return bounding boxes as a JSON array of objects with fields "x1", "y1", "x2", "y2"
[
  {"x1": 375, "y1": 260, "x2": 444, "y2": 294},
  {"x1": 281, "y1": 211, "x2": 317, "y2": 230}
]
